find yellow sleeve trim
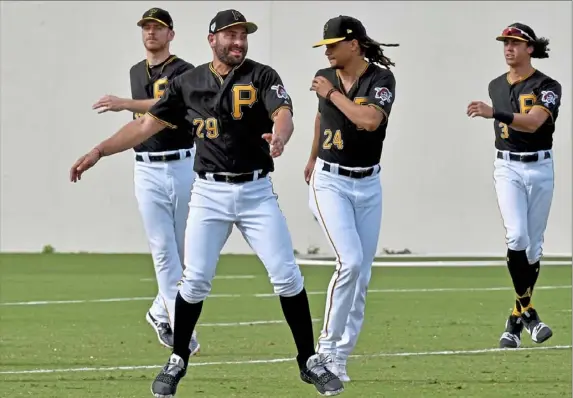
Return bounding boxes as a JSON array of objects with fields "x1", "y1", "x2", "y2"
[
  {"x1": 145, "y1": 112, "x2": 177, "y2": 129},
  {"x1": 367, "y1": 104, "x2": 388, "y2": 125},
  {"x1": 531, "y1": 105, "x2": 553, "y2": 120},
  {"x1": 271, "y1": 105, "x2": 293, "y2": 120}
]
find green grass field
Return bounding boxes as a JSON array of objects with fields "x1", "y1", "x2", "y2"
[{"x1": 0, "y1": 254, "x2": 571, "y2": 397}]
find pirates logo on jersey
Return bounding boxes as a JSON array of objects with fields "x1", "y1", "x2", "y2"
[
  {"x1": 540, "y1": 90, "x2": 558, "y2": 107},
  {"x1": 374, "y1": 87, "x2": 392, "y2": 105},
  {"x1": 271, "y1": 84, "x2": 290, "y2": 101}
]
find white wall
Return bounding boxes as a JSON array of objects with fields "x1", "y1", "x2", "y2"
[{"x1": 1, "y1": 1, "x2": 571, "y2": 255}]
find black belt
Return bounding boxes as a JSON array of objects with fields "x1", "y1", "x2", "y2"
[
  {"x1": 197, "y1": 170, "x2": 268, "y2": 184},
  {"x1": 497, "y1": 151, "x2": 551, "y2": 163},
  {"x1": 322, "y1": 163, "x2": 378, "y2": 179},
  {"x1": 135, "y1": 149, "x2": 192, "y2": 162}
]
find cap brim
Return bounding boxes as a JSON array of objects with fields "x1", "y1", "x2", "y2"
[
  {"x1": 137, "y1": 17, "x2": 170, "y2": 28},
  {"x1": 496, "y1": 35, "x2": 528, "y2": 42},
  {"x1": 312, "y1": 37, "x2": 346, "y2": 48},
  {"x1": 216, "y1": 21, "x2": 258, "y2": 34}
]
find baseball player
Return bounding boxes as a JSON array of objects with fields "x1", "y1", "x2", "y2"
[
  {"x1": 69, "y1": 9, "x2": 344, "y2": 398},
  {"x1": 306, "y1": 16, "x2": 397, "y2": 382},
  {"x1": 91, "y1": 8, "x2": 200, "y2": 354},
  {"x1": 467, "y1": 23, "x2": 562, "y2": 348}
]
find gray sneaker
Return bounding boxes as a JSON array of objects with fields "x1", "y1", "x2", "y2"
[
  {"x1": 300, "y1": 353, "x2": 344, "y2": 396},
  {"x1": 146, "y1": 312, "x2": 174, "y2": 349},
  {"x1": 151, "y1": 354, "x2": 186, "y2": 398}
]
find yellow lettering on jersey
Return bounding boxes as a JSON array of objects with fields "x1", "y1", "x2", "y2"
[
  {"x1": 353, "y1": 97, "x2": 368, "y2": 130},
  {"x1": 499, "y1": 122, "x2": 509, "y2": 139},
  {"x1": 153, "y1": 77, "x2": 168, "y2": 99},
  {"x1": 519, "y1": 94, "x2": 536, "y2": 114},
  {"x1": 193, "y1": 117, "x2": 219, "y2": 139},
  {"x1": 322, "y1": 129, "x2": 344, "y2": 150},
  {"x1": 232, "y1": 84, "x2": 257, "y2": 120}
]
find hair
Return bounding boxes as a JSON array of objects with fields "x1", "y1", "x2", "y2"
[
  {"x1": 530, "y1": 36, "x2": 550, "y2": 59},
  {"x1": 359, "y1": 37, "x2": 399, "y2": 69}
]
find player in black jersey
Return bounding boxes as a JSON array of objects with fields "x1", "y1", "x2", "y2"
[
  {"x1": 467, "y1": 23, "x2": 562, "y2": 348},
  {"x1": 306, "y1": 15, "x2": 397, "y2": 382},
  {"x1": 70, "y1": 9, "x2": 343, "y2": 397},
  {"x1": 91, "y1": 8, "x2": 200, "y2": 354}
]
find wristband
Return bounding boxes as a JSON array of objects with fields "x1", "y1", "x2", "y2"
[
  {"x1": 493, "y1": 109, "x2": 514, "y2": 125},
  {"x1": 326, "y1": 88, "x2": 339, "y2": 101}
]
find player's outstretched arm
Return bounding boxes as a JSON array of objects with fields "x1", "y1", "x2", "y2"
[
  {"x1": 262, "y1": 108, "x2": 293, "y2": 158},
  {"x1": 92, "y1": 95, "x2": 159, "y2": 114},
  {"x1": 69, "y1": 115, "x2": 165, "y2": 182}
]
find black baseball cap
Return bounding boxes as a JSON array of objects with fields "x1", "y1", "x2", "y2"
[
  {"x1": 209, "y1": 9, "x2": 258, "y2": 34},
  {"x1": 137, "y1": 7, "x2": 173, "y2": 29},
  {"x1": 313, "y1": 15, "x2": 368, "y2": 48},
  {"x1": 496, "y1": 23, "x2": 537, "y2": 43}
]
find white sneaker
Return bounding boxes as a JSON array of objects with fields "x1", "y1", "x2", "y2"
[{"x1": 335, "y1": 359, "x2": 350, "y2": 382}]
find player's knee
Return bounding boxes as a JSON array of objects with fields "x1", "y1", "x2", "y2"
[
  {"x1": 506, "y1": 231, "x2": 529, "y2": 251},
  {"x1": 526, "y1": 245, "x2": 542, "y2": 264},
  {"x1": 340, "y1": 252, "x2": 363, "y2": 279},
  {"x1": 272, "y1": 268, "x2": 304, "y2": 297},
  {"x1": 178, "y1": 278, "x2": 211, "y2": 304}
]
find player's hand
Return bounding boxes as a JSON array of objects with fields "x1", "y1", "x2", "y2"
[
  {"x1": 304, "y1": 158, "x2": 316, "y2": 185},
  {"x1": 69, "y1": 148, "x2": 102, "y2": 182},
  {"x1": 262, "y1": 133, "x2": 285, "y2": 158},
  {"x1": 467, "y1": 101, "x2": 493, "y2": 119},
  {"x1": 310, "y1": 76, "x2": 335, "y2": 99},
  {"x1": 92, "y1": 95, "x2": 126, "y2": 114}
]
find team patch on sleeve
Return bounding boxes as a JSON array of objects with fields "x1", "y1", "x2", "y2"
[
  {"x1": 374, "y1": 87, "x2": 392, "y2": 105},
  {"x1": 271, "y1": 84, "x2": 290, "y2": 101},
  {"x1": 540, "y1": 90, "x2": 558, "y2": 107}
]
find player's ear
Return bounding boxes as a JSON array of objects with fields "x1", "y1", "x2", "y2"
[
  {"x1": 168, "y1": 29, "x2": 175, "y2": 41},
  {"x1": 527, "y1": 44, "x2": 534, "y2": 55},
  {"x1": 207, "y1": 33, "x2": 216, "y2": 48}
]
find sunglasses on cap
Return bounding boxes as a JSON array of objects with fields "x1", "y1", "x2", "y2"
[{"x1": 496, "y1": 27, "x2": 534, "y2": 42}]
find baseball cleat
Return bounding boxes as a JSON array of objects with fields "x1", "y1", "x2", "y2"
[
  {"x1": 300, "y1": 353, "x2": 344, "y2": 396},
  {"x1": 151, "y1": 353, "x2": 186, "y2": 398},
  {"x1": 499, "y1": 314, "x2": 523, "y2": 348},
  {"x1": 189, "y1": 330, "x2": 201, "y2": 356},
  {"x1": 521, "y1": 308, "x2": 553, "y2": 344},
  {"x1": 335, "y1": 359, "x2": 350, "y2": 382},
  {"x1": 146, "y1": 312, "x2": 174, "y2": 349}
]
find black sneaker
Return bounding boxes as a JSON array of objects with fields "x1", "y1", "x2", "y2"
[
  {"x1": 499, "y1": 314, "x2": 523, "y2": 348},
  {"x1": 151, "y1": 354, "x2": 186, "y2": 398},
  {"x1": 146, "y1": 312, "x2": 174, "y2": 349},
  {"x1": 300, "y1": 353, "x2": 344, "y2": 396},
  {"x1": 521, "y1": 308, "x2": 553, "y2": 344}
]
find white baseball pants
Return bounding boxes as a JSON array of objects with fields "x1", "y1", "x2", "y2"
[
  {"x1": 178, "y1": 174, "x2": 304, "y2": 304},
  {"x1": 493, "y1": 150, "x2": 554, "y2": 264},
  {"x1": 133, "y1": 148, "x2": 196, "y2": 327},
  {"x1": 309, "y1": 159, "x2": 382, "y2": 360}
]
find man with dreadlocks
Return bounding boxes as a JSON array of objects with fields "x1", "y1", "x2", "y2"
[
  {"x1": 467, "y1": 23, "x2": 562, "y2": 349},
  {"x1": 305, "y1": 15, "x2": 397, "y2": 382}
]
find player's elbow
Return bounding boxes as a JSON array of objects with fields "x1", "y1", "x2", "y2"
[{"x1": 361, "y1": 112, "x2": 384, "y2": 132}]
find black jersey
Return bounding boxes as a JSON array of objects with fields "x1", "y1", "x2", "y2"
[
  {"x1": 489, "y1": 69, "x2": 561, "y2": 152},
  {"x1": 147, "y1": 59, "x2": 293, "y2": 174},
  {"x1": 316, "y1": 63, "x2": 396, "y2": 167},
  {"x1": 130, "y1": 55, "x2": 195, "y2": 153}
]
